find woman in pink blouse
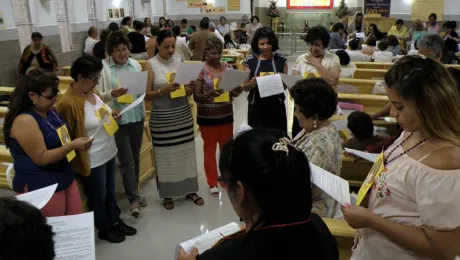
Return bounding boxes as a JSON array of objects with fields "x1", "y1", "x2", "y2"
[{"x1": 342, "y1": 55, "x2": 460, "y2": 260}]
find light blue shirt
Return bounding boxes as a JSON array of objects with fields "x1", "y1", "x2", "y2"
[{"x1": 108, "y1": 57, "x2": 145, "y2": 125}]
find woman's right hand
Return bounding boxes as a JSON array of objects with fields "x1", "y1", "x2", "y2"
[
  {"x1": 160, "y1": 83, "x2": 180, "y2": 94},
  {"x1": 205, "y1": 89, "x2": 224, "y2": 98},
  {"x1": 71, "y1": 137, "x2": 94, "y2": 151},
  {"x1": 249, "y1": 77, "x2": 257, "y2": 87}
]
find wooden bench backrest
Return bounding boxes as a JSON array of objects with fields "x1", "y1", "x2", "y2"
[
  {"x1": 338, "y1": 78, "x2": 378, "y2": 94},
  {"x1": 353, "y1": 69, "x2": 387, "y2": 80},
  {"x1": 338, "y1": 93, "x2": 389, "y2": 114},
  {"x1": 354, "y1": 62, "x2": 460, "y2": 70}
]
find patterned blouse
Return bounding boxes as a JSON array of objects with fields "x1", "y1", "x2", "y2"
[
  {"x1": 292, "y1": 124, "x2": 343, "y2": 218},
  {"x1": 196, "y1": 62, "x2": 234, "y2": 126}
]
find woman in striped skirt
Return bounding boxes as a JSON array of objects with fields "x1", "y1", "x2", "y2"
[{"x1": 145, "y1": 29, "x2": 203, "y2": 210}]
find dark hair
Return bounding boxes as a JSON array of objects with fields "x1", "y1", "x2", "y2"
[
  {"x1": 88, "y1": 26, "x2": 97, "y2": 37},
  {"x1": 202, "y1": 17, "x2": 210, "y2": 22},
  {"x1": 251, "y1": 27, "x2": 279, "y2": 54},
  {"x1": 251, "y1": 16, "x2": 260, "y2": 23},
  {"x1": 99, "y1": 29, "x2": 111, "y2": 43},
  {"x1": 4, "y1": 70, "x2": 59, "y2": 147},
  {"x1": 429, "y1": 13, "x2": 437, "y2": 20},
  {"x1": 70, "y1": 56, "x2": 103, "y2": 81},
  {"x1": 159, "y1": 16, "x2": 166, "y2": 25},
  {"x1": 332, "y1": 23, "x2": 345, "y2": 32},
  {"x1": 367, "y1": 24, "x2": 383, "y2": 40},
  {"x1": 133, "y1": 20, "x2": 144, "y2": 31},
  {"x1": 190, "y1": 25, "x2": 197, "y2": 32},
  {"x1": 347, "y1": 111, "x2": 374, "y2": 139},
  {"x1": 224, "y1": 33, "x2": 234, "y2": 45},
  {"x1": 443, "y1": 21, "x2": 457, "y2": 30},
  {"x1": 181, "y1": 18, "x2": 188, "y2": 24},
  {"x1": 387, "y1": 35, "x2": 399, "y2": 47},
  {"x1": 335, "y1": 50, "x2": 351, "y2": 65},
  {"x1": 105, "y1": 31, "x2": 131, "y2": 55},
  {"x1": 220, "y1": 16, "x2": 226, "y2": 22},
  {"x1": 338, "y1": 12, "x2": 348, "y2": 19},
  {"x1": 448, "y1": 67, "x2": 460, "y2": 92},
  {"x1": 200, "y1": 19, "x2": 210, "y2": 29},
  {"x1": 108, "y1": 22, "x2": 119, "y2": 31},
  {"x1": 156, "y1": 29, "x2": 176, "y2": 45},
  {"x1": 305, "y1": 26, "x2": 330, "y2": 48},
  {"x1": 121, "y1": 16, "x2": 132, "y2": 26},
  {"x1": 144, "y1": 17, "x2": 151, "y2": 23},
  {"x1": 290, "y1": 78, "x2": 338, "y2": 120},
  {"x1": 378, "y1": 40, "x2": 389, "y2": 51},
  {"x1": 355, "y1": 12, "x2": 364, "y2": 18},
  {"x1": 166, "y1": 19, "x2": 174, "y2": 26},
  {"x1": 172, "y1": 26, "x2": 181, "y2": 37},
  {"x1": 219, "y1": 129, "x2": 313, "y2": 228},
  {"x1": 349, "y1": 38, "x2": 360, "y2": 50},
  {"x1": 0, "y1": 198, "x2": 55, "y2": 260},
  {"x1": 31, "y1": 32, "x2": 43, "y2": 40},
  {"x1": 395, "y1": 19, "x2": 404, "y2": 26},
  {"x1": 366, "y1": 35, "x2": 377, "y2": 47},
  {"x1": 150, "y1": 26, "x2": 160, "y2": 36}
]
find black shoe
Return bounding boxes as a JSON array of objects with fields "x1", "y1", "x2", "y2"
[
  {"x1": 113, "y1": 220, "x2": 137, "y2": 236},
  {"x1": 98, "y1": 230, "x2": 125, "y2": 243}
]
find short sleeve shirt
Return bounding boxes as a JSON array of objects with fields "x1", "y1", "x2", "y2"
[{"x1": 292, "y1": 51, "x2": 341, "y2": 76}]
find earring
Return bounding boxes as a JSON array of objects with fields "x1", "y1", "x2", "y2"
[
  {"x1": 32, "y1": 101, "x2": 35, "y2": 105},
  {"x1": 313, "y1": 120, "x2": 317, "y2": 129}
]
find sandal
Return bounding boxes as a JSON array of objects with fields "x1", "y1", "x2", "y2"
[
  {"x1": 186, "y1": 193, "x2": 204, "y2": 206},
  {"x1": 210, "y1": 187, "x2": 220, "y2": 197},
  {"x1": 163, "y1": 198, "x2": 174, "y2": 210}
]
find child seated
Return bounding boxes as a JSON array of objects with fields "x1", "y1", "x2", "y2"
[
  {"x1": 372, "y1": 40, "x2": 393, "y2": 63},
  {"x1": 343, "y1": 111, "x2": 390, "y2": 151}
]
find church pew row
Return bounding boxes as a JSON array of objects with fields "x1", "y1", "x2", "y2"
[
  {"x1": 354, "y1": 61, "x2": 460, "y2": 70},
  {"x1": 337, "y1": 93, "x2": 389, "y2": 114},
  {"x1": 353, "y1": 69, "x2": 387, "y2": 80}
]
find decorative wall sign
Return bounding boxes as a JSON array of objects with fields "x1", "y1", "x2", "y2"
[
  {"x1": 364, "y1": 0, "x2": 391, "y2": 17},
  {"x1": 287, "y1": 0, "x2": 333, "y2": 9}
]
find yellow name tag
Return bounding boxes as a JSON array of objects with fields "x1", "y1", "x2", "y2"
[
  {"x1": 56, "y1": 125, "x2": 76, "y2": 162},
  {"x1": 303, "y1": 72, "x2": 320, "y2": 79},
  {"x1": 356, "y1": 153, "x2": 385, "y2": 205},
  {"x1": 338, "y1": 130, "x2": 349, "y2": 142},
  {"x1": 213, "y1": 78, "x2": 230, "y2": 103},
  {"x1": 260, "y1": 72, "x2": 274, "y2": 77},
  {"x1": 96, "y1": 105, "x2": 119, "y2": 136},
  {"x1": 166, "y1": 72, "x2": 186, "y2": 99}
]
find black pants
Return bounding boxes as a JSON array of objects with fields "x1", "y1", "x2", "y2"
[{"x1": 248, "y1": 97, "x2": 287, "y2": 134}]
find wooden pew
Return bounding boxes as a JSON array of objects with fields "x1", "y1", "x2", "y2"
[
  {"x1": 342, "y1": 154, "x2": 373, "y2": 188},
  {"x1": 62, "y1": 66, "x2": 71, "y2": 76},
  {"x1": 353, "y1": 69, "x2": 386, "y2": 80},
  {"x1": 337, "y1": 78, "x2": 379, "y2": 94},
  {"x1": 354, "y1": 62, "x2": 460, "y2": 70},
  {"x1": 330, "y1": 115, "x2": 397, "y2": 136},
  {"x1": 338, "y1": 93, "x2": 389, "y2": 114},
  {"x1": 323, "y1": 218, "x2": 356, "y2": 260}
]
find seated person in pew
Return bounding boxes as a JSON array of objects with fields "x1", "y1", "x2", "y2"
[
  {"x1": 336, "y1": 50, "x2": 356, "y2": 78},
  {"x1": 343, "y1": 111, "x2": 390, "y2": 151},
  {"x1": 387, "y1": 35, "x2": 402, "y2": 56},
  {"x1": 179, "y1": 129, "x2": 339, "y2": 260},
  {"x1": 4, "y1": 70, "x2": 93, "y2": 217},
  {"x1": 0, "y1": 197, "x2": 55, "y2": 260},
  {"x1": 342, "y1": 55, "x2": 460, "y2": 260},
  {"x1": 290, "y1": 79, "x2": 342, "y2": 218},
  {"x1": 372, "y1": 40, "x2": 393, "y2": 63},
  {"x1": 292, "y1": 26, "x2": 341, "y2": 137},
  {"x1": 346, "y1": 38, "x2": 371, "y2": 62},
  {"x1": 362, "y1": 36, "x2": 377, "y2": 56}
]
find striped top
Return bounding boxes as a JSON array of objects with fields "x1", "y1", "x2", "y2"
[{"x1": 196, "y1": 62, "x2": 234, "y2": 126}]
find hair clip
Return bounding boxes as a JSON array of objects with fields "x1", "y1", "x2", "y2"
[{"x1": 272, "y1": 137, "x2": 291, "y2": 155}]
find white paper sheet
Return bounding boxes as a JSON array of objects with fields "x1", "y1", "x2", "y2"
[
  {"x1": 256, "y1": 74, "x2": 284, "y2": 98},
  {"x1": 356, "y1": 32, "x2": 365, "y2": 38},
  {"x1": 47, "y1": 212, "x2": 95, "y2": 260},
  {"x1": 174, "y1": 222, "x2": 240, "y2": 259},
  {"x1": 118, "y1": 71, "x2": 148, "y2": 94},
  {"x1": 280, "y1": 73, "x2": 303, "y2": 89},
  {"x1": 237, "y1": 122, "x2": 252, "y2": 135},
  {"x1": 219, "y1": 69, "x2": 250, "y2": 92},
  {"x1": 344, "y1": 148, "x2": 379, "y2": 163},
  {"x1": 117, "y1": 93, "x2": 146, "y2": 116},
  {"x1": 310, "y1": 163, "x2": 351, "y2": 206},
  {"x1": 16, "y1": 183, "x2": 57, "y2": 209},
  {"x1": 231, "y1": 22, "x2": 237, "y2": 27},
  {"x1": 175, "y1": 62, "x2": 205, "y2": 85}
]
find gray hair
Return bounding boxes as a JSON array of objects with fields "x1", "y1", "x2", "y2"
[
  {"x1": 209, "y1": 22, "x2": 216, "y2": 31},
  {"x1": 418, "y1": 34, "x2": 444, "y2": 57}
]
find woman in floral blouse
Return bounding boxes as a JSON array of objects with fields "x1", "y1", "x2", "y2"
[{"x1": 290, "y1": 78, "x2": 342, "y2": 218}]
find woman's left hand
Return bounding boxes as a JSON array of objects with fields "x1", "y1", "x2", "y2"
[
  {"x1": 185, "y1": 86, "x2": 193, "y2": 96},
  {"x1": 111, "y1": 88, "x2": 128, "y2": 98},
  {"x1": 341, "y1": 205, "x2": 376, "y2": 229},
  {"x1": 112, "y1": 110, "x2": 122, "y2": 121},
  {"x1": 231, "y1": 86, "x2": 243, "y2": 97},
  {"x1": 177, "y1": 248, "x2": 199, "y2": 260},
  {"x1": 307, "y1": 54, "x2": 322, "y2": 68}
]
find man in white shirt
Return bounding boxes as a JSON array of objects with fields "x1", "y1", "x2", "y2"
[
  {"x1": 209, "y1": 22, "x2": 225, "y2": 44},
  {"x1": 346, "y1": 38, "x2": 371, "y2": 62},
  {"x1": 172, "y1": 26, "x2": 192, "y2": 61},
  {"x1": 84, "y1": 26, "x2": 99, "y2": 56}
]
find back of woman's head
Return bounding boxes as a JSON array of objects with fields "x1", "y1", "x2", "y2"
[
  {"x1": 171, "y1": 26, "x2": 181, "y2": 36},
  {"x1": 70, "y1": 56, "x2": 103, "y2": 81},
  {"x1": 108, "y1": 22, "x2": 119, "y2": 31},
  {"x1": 0, "y1": 198, "x2": 55, "y2": 260},
  {"x1": 378, "y1": 40, "x2": 389, "y2": 51},
  {"x1": 219, "y1": 129, "x2": 312, "y2": 225},
  {"x1": 366, "y1": 36, "x2": 377, "y2": 47},
  {"x1": 332, "y1": 22, "x2": 345, "y2": 32},
  {"x1": 99, "y1": 29, "x2": 111, "y2": 43},
  {"x1": 156, "y1": 29, "x2": 176, "y2": 45},
  {"x1": 4, "y1": 70, "x2": 59, "y2": 147},
  {"x1": 335, "y1": 50, "x2": 351, "y2": 65},
  {"x1": 150, "y1": 26, "x2": 160, "y2": 36},
  {"x1": 133, "y1": 20, "x2": 144, "y2": 31},
  {"x1": 387, "y1": 35, "x2": 399, "y2": 47},
  {"x1": 290, "y1": 78, "x2": 338, "y2": 120},
  {"x1": 347, "y1": 111, "x2": 374, "y2": 140},
  {"x1": 385, "y1": 55, "x2": 460, "y2": 145}
]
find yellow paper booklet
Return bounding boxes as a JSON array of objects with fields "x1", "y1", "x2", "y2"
[
  {"x1": 356, "y1": 153, "x2": 385, "y2": 205},
  {"x1": 56, "y1": 125, "x2": 76, "y2": 162},
  {"x1": 304, "y1": 72, "x2": 320, "y2": 79},
  {"x1": 96, "y1": 105, "x2": 119, "y2": 136},
  {"x1": 213, "y1": 78, "x2": 230, "y2": 103},
  {"x1": 166, "y1": 72, "x2": 186, "y2": 99},
  {"x1": 260, "y1": 72, "x2": 274, "y2": 77},
  {"x1": 116, "y1": 77, "x2": 134, "y2": 103}
]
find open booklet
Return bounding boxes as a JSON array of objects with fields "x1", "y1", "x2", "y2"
[{"x1": 174, "y1": 222, "x2": 241, "y2": 259}]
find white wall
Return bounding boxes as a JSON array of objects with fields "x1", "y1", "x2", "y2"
[
  {"x1": 133, "y1": 0, "x2": 149, "y2": 19},
  {"x1": 389, "y1": 0, "x2": 413, "y2": 16},
  {"x1": 67, "y1": 0, "x2": 89, "y2": 23},
  {"x1": 0, "y1": 0, "x2": 16, "y2": 29},
  {"x1": 28, "y1": 0, "x2": 58, "y2": 26},
  {"x1": 444, "y1": 0, "x2": 460, "y2": 15},
  {"x1": 152, "y1": 0, "x2": 164, "y2": 16}
]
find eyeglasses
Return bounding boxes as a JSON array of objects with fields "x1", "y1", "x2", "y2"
[
  {"x1": 206, "y1": 50, "x2": 223, "y2": 57},
  {"x1": 86, "y1": 75, "x2": 101, "y2": 83},
  {"x1": 39, "y1": 92, "x2": 59, "y2": 100},
  {"x1": 113, "y1": 48, "x2": 129, "y2": 54}
]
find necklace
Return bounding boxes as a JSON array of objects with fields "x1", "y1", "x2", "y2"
[{"x1": 384, "y1": 133, "x2": 431, "y2": 165}]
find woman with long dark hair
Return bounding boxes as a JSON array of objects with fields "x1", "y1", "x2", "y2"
[
  {"x1": 159, "y1": 16, "x2": 167, "y2": 30},
  {"x1": 4, "y1": 70, "x2": 92, "y2": 217},
  {"x1": 120, "y1": 16, "x2": 133, "y2": 35}
]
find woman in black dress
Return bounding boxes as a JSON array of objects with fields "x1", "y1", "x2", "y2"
[
  {"x1": 242, "y1": 27, "x2": 288, "y2": 133},
  {"x1": 178, "y1": 129, "x2": 339, "y2": 260}
]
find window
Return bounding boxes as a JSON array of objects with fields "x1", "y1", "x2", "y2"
[
  {"x1": 87, "y1": 0, "x2": 97, "y2": 26},
  {"x1": 11, "y1": 0, "x2": 32, "y2": 52},
  {"x1": 55, "y1": 0, "x2": 72, "y2": 52}
]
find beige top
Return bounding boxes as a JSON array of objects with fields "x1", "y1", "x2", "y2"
[
  {"x1": 351, "y1": 132, "x2": 460, "y2": 260},
  {"x1": 293, "y1": 51, "x2": 341, "y2": 76}
]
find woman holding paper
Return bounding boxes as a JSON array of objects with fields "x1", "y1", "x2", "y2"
[
  {"x1": 178, "y1": 129, "x2": 339, "y2": 260},
  {"x1": 56, "y1": 56, "x2": 137, "y2": 243},
  {"x1": 290, "y1": 78, "x2": 342, "y2": 218},
  {"x1": 342, "y1": 56, "x2": 460, "y2": 260},
  {"x1": 194, "y1": 35, "x2": 243, "y2": 197},
  {"x1": 242, "y1": 27, "x2": 288, "y2": 133},
  {"x1": 4, "y1": 70, "x2": 91, "y2": 217},
  {"x1": 97, "y1": 31, "x2": 147, "y2": 217},
  {"x1": 145, "y1": 29, "x2": 203, "y2": 210}
]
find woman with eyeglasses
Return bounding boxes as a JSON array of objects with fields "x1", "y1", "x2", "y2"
[
  {"x1": 194, "y1": 35, "x2": 243, "y2": 197},
  {"x1": 97, "y1": 31, "x2": 147, "y2": 217},
  {"x1": 3, "y1": 69, "x2": 92, "y2": 217},
  {"x1": 242, "y1": 27, "x2": 288, "y2": 133},
  {"x1": 56, "y1": 56, "x2": 136, "y2": 243},
  {"x1": 342, "y1": 56, "x2": 460, "y2": 259},
  {"x1": 178, "y1": 129, "x2": 339, "y2": 260},
  {"x1": 145, "y1": 29, "x2": 203, "y2": 210}
]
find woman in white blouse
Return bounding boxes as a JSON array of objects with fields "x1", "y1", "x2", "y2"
[
  {"x1": 247, "y1": 16, "x2": 263, "y2": 43},
  {"x1": 342, "y1": 55, "x2": 460, "y2": 260}
]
